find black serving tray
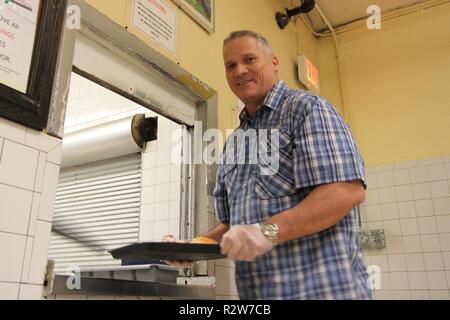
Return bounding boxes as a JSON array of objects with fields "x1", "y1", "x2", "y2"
[{"x1": 109, "y1": 242, "x2": 226, "y2": 261}]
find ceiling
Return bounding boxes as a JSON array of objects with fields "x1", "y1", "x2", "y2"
[{"x1": 298, "y1": 0, "x2": 432, "y2": 32}]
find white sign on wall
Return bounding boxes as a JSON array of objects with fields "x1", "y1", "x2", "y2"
[
  {"x1": 0, "y1": 0, "x2": 40, "y2": 93},
  {"x1": 132, "y1": 0, "x2": 176, "y2": 54}
]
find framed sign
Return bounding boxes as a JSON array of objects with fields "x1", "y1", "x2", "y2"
[
  {"x1": 173, "y1": 0, "x2": 214, "y2": 33},
  {"x1": 0, "y1": 0, "x2": 67, "y2": 130}
]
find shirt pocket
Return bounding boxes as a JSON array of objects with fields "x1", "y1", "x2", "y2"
[
  {"x1": 222, "y1": 163, "x2": 238, "y2": 197},
  {"x1": 255, "y1": 130, "x2": 297, "y2": 199}
]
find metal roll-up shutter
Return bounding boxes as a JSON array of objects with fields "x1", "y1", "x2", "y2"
[{"x1": 48, "y1": 153, "x2": 141, "y2": 273}]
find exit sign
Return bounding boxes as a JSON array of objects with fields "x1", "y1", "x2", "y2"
[{"x1": 298, "y1": 55, "x2": 320, "y2": 93}]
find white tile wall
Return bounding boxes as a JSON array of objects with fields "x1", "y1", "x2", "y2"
[
  {"x1": 361, "y1": 155, "x2": 450, "y2": 300},
  {"x1": 0, "y1": 115, "x2": 62, "y2": 300}
]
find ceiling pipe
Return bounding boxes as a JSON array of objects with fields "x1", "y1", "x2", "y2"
[{"x1": 276, "y1": 0, "x2": 316, "y2": 29}]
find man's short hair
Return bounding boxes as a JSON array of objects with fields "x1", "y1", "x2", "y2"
[{"x1": 223, "y1": 30, "x2": 273, "y2": 54}]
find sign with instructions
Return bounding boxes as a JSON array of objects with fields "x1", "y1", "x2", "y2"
[{"x1": 0, "y1": 0, "x2": 41, "y2": 93}]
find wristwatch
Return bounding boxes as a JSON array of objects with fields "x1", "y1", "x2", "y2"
[{"x1": 259, "y1": 222, "x2": 279, "y2": 245}]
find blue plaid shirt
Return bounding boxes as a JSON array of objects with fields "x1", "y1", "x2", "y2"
[{"x1": 214, "y1": 81, "x2": 371, "y2": 300}]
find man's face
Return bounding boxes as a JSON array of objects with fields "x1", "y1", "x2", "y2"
[{"x1": 223, "y1": 36, "x2": 279, "y2": 109}]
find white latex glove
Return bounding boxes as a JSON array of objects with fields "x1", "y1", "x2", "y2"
[
  {"x1": 161, "y1": 234, "x2": 195, "y2": 268},
  {"x1": 220, "y1": 224, "x2": 273, "y2": 262}
]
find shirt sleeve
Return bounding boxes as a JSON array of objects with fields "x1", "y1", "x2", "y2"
[
  {"x1": 213, "y1": 163, "x2": 230, "y2": 223},
  {"x1": 291, "y1": 96, "x2": 366, "y2": 190}
]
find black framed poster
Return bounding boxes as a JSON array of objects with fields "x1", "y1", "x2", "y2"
[{"x1": 0, "y1": 0, "x2": 67, "y2": 130}]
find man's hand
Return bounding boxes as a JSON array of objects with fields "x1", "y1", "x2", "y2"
[
  {"x1": 161, "y1": 234, "x2": 195, "y2": 268},
  {"x1": 220, "y1": 224, "x2": 272, "y2": 261}
]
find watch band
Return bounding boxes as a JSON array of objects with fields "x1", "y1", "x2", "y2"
[{"x1": 259, "y1": 222, "x2": 279, "y2": 245}]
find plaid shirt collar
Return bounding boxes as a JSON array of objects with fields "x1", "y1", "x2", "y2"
[{"x1": 238, "y1": 80, "x2": 288, "y2": 123}]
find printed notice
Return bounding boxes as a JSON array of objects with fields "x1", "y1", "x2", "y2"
[
  {"x1": 0, "y1": 0, "x2": 41, "y2": 93},
  {"x1": 132, "y1": 0, "x2": 176, "y2": 54}
]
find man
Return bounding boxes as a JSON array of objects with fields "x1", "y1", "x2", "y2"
[{"x1": 167, "y1": 30, "x2": 371, "y2": 300}]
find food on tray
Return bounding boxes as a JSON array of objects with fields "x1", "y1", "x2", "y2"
[{"x1": 190, "y1": 236, "x2": 218, "y2": 244}]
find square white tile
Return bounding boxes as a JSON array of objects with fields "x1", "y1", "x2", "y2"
[
  {"x1": 410, "y1": 290, "x2": 430, "y2": 300},
  {"x1": 0, "y1": 184, "x2": 33, "y2": 235},
  {"x1": 170, "y1": 164, "x2": 181, "y2": 182},
  {"x1": 388, "y1": 254, "x2": 407, "y2": 272},
  {"x1": 415, "y1": 199, "x2": 435, "y2": 217},
  {"x1": 429, "y1": 290, "x2": 450, "y2": 300},
  {"x1": 142, "y1": 152, "x2": 157, "y2": 170},
  {"x1": 383, "y1": 220, "x2": 401, "y2": 237},
  {"x1": 393, "y1": 169, "x2": 411, "y2": 186},
  {"x1": 169, "y1": 200, "x2": 181, "y2": 220},
  {"x1": 0, "y1": 140, "x2": 39, "y2": 190},
  {"x1": 405, "y1": 253, "x2": 425, "y2": 271},
  {"x1": 424, "y1": 252, "x2": 445, "y2": 271},
  {"x1": 169, "y1": 182, "x2": 181, "y2": 201},
  {"x1": 156, "y1": 148, "x2": 171, "y2": 168},
  {"x1": 398, "y1": 201, "x2": 416, "y2": 219},
  {"x1": 153, "y1": 220, "x2": 169, "y2": 240},
  {"x1": 428, "y1": 164, "x2": 447, "y2": 181},
  {"x1": 142, "y1": 168, "x2": 156, "y2": 187},
  {"x1": 28, "y1": 221, "x2": 52, "y2": 285},
  {"x1": 141, "y1": 186, "x2": 155, "y2": 204},
  {"x1": 433, "y1": 197, "x2": 450, "y2": 215},
  {"x1": 364, "y1": 189, "x2": 380, "y2": 205},
  {"x1": 140, "y1": 203, "x2": 155, "y2": 222},
  {"x1": 47, "y1": 144, "x2": 62, "y2": 166},
  {"x1": 407, "y1": 272, "x2": 428, "y2": 290},
  {"x1": 0, "y1": 282, "x2": 20, "y2": 300},
  {"x1": 439, "y1": 233, "x2": 450, "y2": 251},
  {"x1": 400, "y1": 218, "x2": 419, "y2": 236},
  {"x1": 139, "y1": 221, "x2": 154, "y2": 242},
  {"x1": 426, "y1": 271, "x2": 448, "y2": 290},
  {"x1": 25, "y1": 129, "x2": 61, "y2": 153},
  {"x1": 443, "y1": 252, "x2": 450, "y2": 270},
  {"x1": 19, "y1": 284, "x2": 43, "y2": 300},
  {"x1": 381, "y1": 203, "x2": 399, "y2": 220},
  {"x1": 412, "y1": 183, "x2": 431, "y2": 200},
  {"x1": 370, "y1": 255, "x2": 389, "y2": 273},
  {"x1": 155, "y1": 183, "x2": 170, "y2": 202},
  {"x1": 417, "y1": 217, "x2": 437, "y2": 235},
  {"x1": 386, "y1": 236, "x2": 404, "y2": 254},
  {"x1": 0, "y1": 232, "x2": 26, "y2": 282},
  {"x1": 430, "y1": 181, "x2": 450, "y2": 198},
  {"x1": 436, "y1": 215, "x2": 450, "y2": 233},
  {"x1": 38, "y1": 163, "x2": 60, "y2": 222},
  {"x1": 156, "y1": 166, "x2": 170, "y2": 185},
  {"x1": 0, "y1": 118, "x2": 26, "y2": 143},
  {"x1": 154, "y1": 201, "x2": 169, "y2": 221},
  {"x1": 411, "y1": 166, "x2": 429, "y2": 184},
  {"x1": 379, "y1": 187, "x2": 397, "y2": 203},
  {"x1": 396, "y1": 185, "x2": 414, "y2": 202},
  {"x1": 420, "y1": 234, "x2": 441, "y2": 252},
  {"x1": 402, "y1": 235, "x2": 422, "y2": 253},
  {"x1": 389, "y1": 272, "x2": 410, "y2": 290},
  {"x1": 168, "y1": 219, "x2": 180, "y2": 239},
  {"x1": 377, "y1": 171, "x2": 395, "y2": 188},
  {"x1": 365, "y1": 173, "x2": 378, "y2": 190},
  {"x1": 366, "y1": 205, "x2": 382, "y2": 222}
]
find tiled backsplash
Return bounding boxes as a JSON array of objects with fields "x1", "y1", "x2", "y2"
[{"x1": 361, "y1": 155, "x2": 450, "y2": 300}]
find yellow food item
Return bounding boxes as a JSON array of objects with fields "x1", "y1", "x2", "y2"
[{"x1": 191, "y1": 236, "x2": 218, "y2": 244}]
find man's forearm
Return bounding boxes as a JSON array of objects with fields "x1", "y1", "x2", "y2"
[
  {"x1": 201, "y1": 223, "x2": 230, "y2": 242},
  {"x1": 268, "y1": 181, "x2": 365, "y2": 243}
]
